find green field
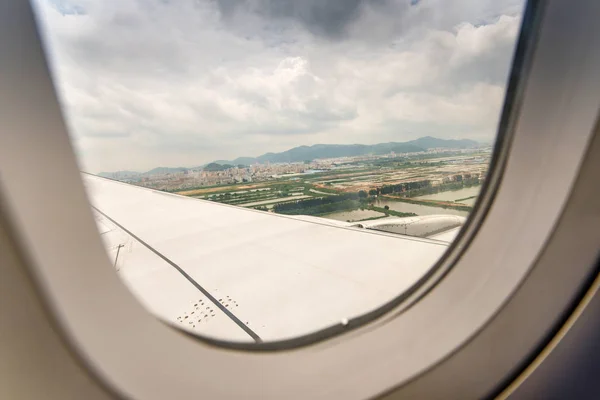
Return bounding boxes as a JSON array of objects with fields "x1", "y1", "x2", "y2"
[{"x1": 174, "y1": 153, "x2": 486, "y2": 222}]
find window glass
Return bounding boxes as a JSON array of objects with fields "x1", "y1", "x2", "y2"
[{"x1": 33, "y1": 0, "x2": 525, "y2": 343}]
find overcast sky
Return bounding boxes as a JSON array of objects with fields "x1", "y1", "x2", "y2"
[{"x1": 33, "y1": 0, "x2": 524, "y2": 173}]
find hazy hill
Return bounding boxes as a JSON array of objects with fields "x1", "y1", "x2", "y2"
[
  {"x1": 99, "y1": 167, "x2": 188, "y2": 179},
  {"x1": 405, "y1": 136, "x2": 478, "y2": 149},
  {"x1": 222, "y1": 136, "x2": 478, "y2": 165},
  {"x1": 203, "y1": 162, "x2": 235, "y2": 171},
  {"x1": 146, "y1": 167, "x2": 188, "y2": 175},
  {"x1": 99, "y1": 137, "x2": 479, "y2": 175}
]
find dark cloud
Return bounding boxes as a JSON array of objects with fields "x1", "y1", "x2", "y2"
[{"x1": 216, "y1": 0, "x2": 404, "y2": 39}]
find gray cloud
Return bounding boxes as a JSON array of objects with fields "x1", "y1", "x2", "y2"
[
  {"x1": 216, "y1": 0, "x2": 368, "y2": 38},
  {"x1": 215, "y1": 0, "x2": 522, "y2": 43},
  {"x1": 33, "y1": 0, "x2": 524, "y2": 172}
]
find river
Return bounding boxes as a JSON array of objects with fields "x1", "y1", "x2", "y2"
[
  {"x1": 374, "y1": 199, "x2": 469, "y2": 217},
  {"x1": 413, "y1": 185, "x2": 480, "y2": 204}
]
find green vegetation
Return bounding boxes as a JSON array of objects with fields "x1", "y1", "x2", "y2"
[
  {"x1": 383, "y1": 196, "x2": 473, "y2": 212},
  {"x1": 169, "y1": 148, "x2": 489, "y2": 223},
  {"x1": 353, "y1": 215, "x2": 389, "y2": 222},
  {"x1": 365, "y1": 176, "x2": 480, "y2": 198},
  {"x1": 197, "y1": 176, "x2": 478, "y2": 218},
  {"x1": 204, "y1": 162, "x2": 235, "y2": 172},
  {"x1": 301, "y1": 169, "x2": 374, "y2": 182},
  {"x1": 403, "y1": 177, "x2": 480, "y2": 198},
  {"x1": 307, "y1": 185, "x2": 340, "y2": 194},
  {"x1": 171, "y1": 182, "x2": 261, "y2": 194},
  {"x1": 376, "y1": 180, "x2": 432, "y2": 195},
  {"x1": 284, "y1": 199, "x2": 363, "y2": 216},
  {"x1": 368, "y1": 205, "x2": 416, "y2": 218},
  {"x1": 269, "y1": 189, "x2": 419, "y2": 218},
  {"x1": 455, "y1": 195, "x2": 477, "y2": 203},
  {"x1": 273, "y1": 193, "x2": 368, "y2": 216}
]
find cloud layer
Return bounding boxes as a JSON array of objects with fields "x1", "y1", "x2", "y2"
[{"x1": 33, "y1": 0, "x2": 524, "y2": 172}]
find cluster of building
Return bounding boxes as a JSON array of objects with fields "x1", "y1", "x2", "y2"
[
  {"x1": 132, "y1": 161, "x2": 333, "y2": 191},
  {"x1": 115, "y1": 147, "x2": 489, "y2": 192}
]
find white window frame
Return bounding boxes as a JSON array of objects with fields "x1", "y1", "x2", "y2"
[{"x1": 1, "y1": 0, "x2": 599, "y2": 398}]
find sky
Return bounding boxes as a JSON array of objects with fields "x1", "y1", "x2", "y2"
[{"x1": 33, "y1": 0, "x2": 525, "y2": 173}]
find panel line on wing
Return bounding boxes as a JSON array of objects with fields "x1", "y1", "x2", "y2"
[{"x1": 91, "y1": 205, "x2": 262, "y2": 343}]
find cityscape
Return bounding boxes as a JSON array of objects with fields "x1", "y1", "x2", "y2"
[{"x1": 100, "y1": 137, "x2": 491, "y2": 223}]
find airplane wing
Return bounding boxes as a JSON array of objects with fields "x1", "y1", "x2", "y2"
[{"x1": 84, "y1": 174, "x2": 456, "y2": 343}]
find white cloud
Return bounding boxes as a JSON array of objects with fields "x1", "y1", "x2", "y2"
[
  {"x1": 386, "y1": 83, "x2": 505, "y2": 125},
  {"x1": 32, "y1": 0, "x2": 524, "y2": 172}
]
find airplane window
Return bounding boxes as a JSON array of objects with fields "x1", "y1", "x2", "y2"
[{"x1": 31, "y1": 0, "x2": 526, "y2": 344}]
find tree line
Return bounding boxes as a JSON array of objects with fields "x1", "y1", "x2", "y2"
[
  {"x1": 373, "y1": 175, "x2": 480, "y2": 198},
  {"x1": 372, "y1": 180, "x2": 432, "y2": 195},
  {"x1": 273, "y1": 192, "x2": 366, "y2": 216}
]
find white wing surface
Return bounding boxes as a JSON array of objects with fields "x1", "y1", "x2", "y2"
[{"x1": 84, "y1": 174, "x2": 453, "y2": 343}]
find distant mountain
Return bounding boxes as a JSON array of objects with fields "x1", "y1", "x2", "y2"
[
  {"x1": 203, "y1": 162, "x2": 235, "y2": 172},
  {"x1": 405, "y1": 136, "x2": 479, "y2": 149},
  {"x1": 144, "y1": 167, "x2": 189, "y2": 175},
  {"x1": 99, "y1": 137, "x2": 479, "y2": 176},
  {"x1": 98, "y1": 167, "x2": 189, "y2": 179},
  {"x1": 219, "y1": 136, "x2": 478, "y2": 165},
  {"x1": 229, "y1": 156, "x2": 259, "y2": 166},
  {"x1": 250, "y1": 143, "x2": 423, "y2": 164},
  {"x1": 211, "y1": 160, "x2": 233, "y2": 166}
]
